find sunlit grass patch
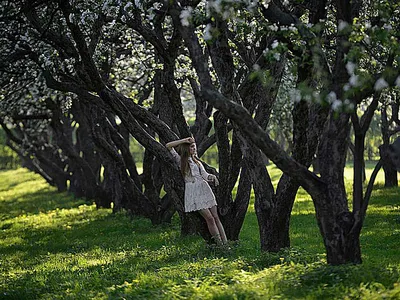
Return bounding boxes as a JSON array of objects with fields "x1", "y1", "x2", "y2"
[{"x1": 1, "y1": 167, "x2": 400, "y2": 299}]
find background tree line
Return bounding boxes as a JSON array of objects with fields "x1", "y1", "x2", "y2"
[{"x1": 0, "y1": 0, "x2": 399, "y2": 265}]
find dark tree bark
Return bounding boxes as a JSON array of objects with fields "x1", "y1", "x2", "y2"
[{"x1": 380, "y1": 104, "x2": 398, "y2": 187}]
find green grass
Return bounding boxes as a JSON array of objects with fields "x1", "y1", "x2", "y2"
[{"x1": 1, "y1": 166, "x2": 400, "y2": 299}]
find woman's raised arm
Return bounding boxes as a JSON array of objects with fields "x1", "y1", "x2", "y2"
[{"x1": 166, "y1": 137, "x2": 194, "y2": 150}]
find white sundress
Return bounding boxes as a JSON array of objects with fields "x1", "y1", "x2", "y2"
[{"x1": 170, "y1": 148, "x2": 217, "y2": 212}]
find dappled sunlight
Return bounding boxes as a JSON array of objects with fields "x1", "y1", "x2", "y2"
[{"x1": 1, "y1": 168, "x2": 400, "y2": 298}]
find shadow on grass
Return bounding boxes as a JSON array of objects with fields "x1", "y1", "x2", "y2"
[
  {"x1": 2, "y1": 168, "x2": 400, "y2": 299},
  {"x1": 2, "y1": 205, "x2": 400, "y2": 299},
  {"x1": 272, "y1": 263, "x2": 400, "y2": 300}
]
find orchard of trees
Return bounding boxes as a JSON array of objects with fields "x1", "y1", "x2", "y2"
[{"x1": 1, "y1": 0, "x2": 400, "y2": 265}]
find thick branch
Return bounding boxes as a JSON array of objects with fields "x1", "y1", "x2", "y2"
[{"x1": 200, "y1": 89, "x2": 324, "y2": 194}]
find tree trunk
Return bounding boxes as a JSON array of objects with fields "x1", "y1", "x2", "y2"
[
  {"x1": 380, "y1": 106, "x2": 398, "y2": 187},
  {"x1": 317, "y1": 207, "x2": 362, "y2": 265},
  {"x1": 379, "y1": 144, "x2": 398, "y2": 187}
]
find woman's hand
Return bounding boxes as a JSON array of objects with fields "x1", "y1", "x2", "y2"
[
  {"x1": 185, "y1": 137, "x2": 195, "y2": 144},
  {"x1": 207, "y1": 174, "x2": 219, "y2": 186}
]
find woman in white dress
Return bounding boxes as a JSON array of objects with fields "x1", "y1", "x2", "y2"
[{"x1": 166, "y1": 137, "x2": 228, "y2": 246}]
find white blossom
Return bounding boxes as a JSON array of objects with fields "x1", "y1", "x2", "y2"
[
  {"x1": 338, "y1": 20, "x2": 349, "y2": 31},
  {"x1": 327, "y1": 91, "x2": 337, "y2": 103},
  {"x1": 134, "y1": 0, "x2": 142, "y2": 9},
  {"x1": 253, "y1": 64, "x2": 260, "y2": 71},
  {"x1": 102, "y1": 0, "x2": 111, "y2": 11},
  {"x1": 247, "y1": 1, "x2": 257, "y2": 10},
  {"x1": 261, "y1": 0, "x2": 271, "y2": 9},
  {"x1": 147, "y1": 8, "x2": 155, "y2": 20},
  {"x1": 395, "y1": 76, "x2": 400, "y2": 87},
  {"x1": 290, "y1": 88, "x2": 302, "y2": 103},
  {"x1": 268, "y1": 24, "x2": 278, "y2": 31},
  {"x1": 313, "y1": 91, "x2": 321, "y2": 103},
  {"x1": 332, "y1": 100, "x2": 342, "y2": 111},
  {"x1": 384, "y1": 24, "x2": 393, "y2": 30},
  {"x1": 124, "y1": 2, "x2": 133, "y2": 11},
  {"x1": 222, "y1": 7, "x2": 234, "y2": 20},
  {"x1": 180, "y1": 7, "x2": 193, "y2": 27},
  {"x1": 204, "y1": 24, "x2": 213, "y2": 41},
  {"x1": 271, "y1": 40, "x2": 279, "y2": 49},
  {"x1": 345, "y1": 61, "x2": 356, "y2": 75},
  {"x1": 374, "y1": 78, "x2": 389, "y2": 91},
  {"x1": 349, "y1": 74, "x2": 360, "y2": 87},
  {"x1": 282, "y1": 0, "x2": 289, "y2": 6},
  {"x1": 208, "y1": 0, "x2": 222, "y2": 13},
  {"x1": 273, "y1": 52, "x2": 281, "y2": 61}
]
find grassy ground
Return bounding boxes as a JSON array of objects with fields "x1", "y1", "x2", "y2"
[{"x1": 1, "y1": 165, "x2": 400, "y2": 299}]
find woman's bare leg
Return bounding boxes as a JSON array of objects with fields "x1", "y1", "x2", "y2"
[
  {"x1": 209, "y1": 206, "x2": 228, "y2": 244},
  {"x1": 198, "y1": 208, "x2": 221, "y2": 243}
]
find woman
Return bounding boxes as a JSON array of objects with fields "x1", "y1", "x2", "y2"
[{"x1": 166, "y1": 137, "x2": 228, "y2": 246}]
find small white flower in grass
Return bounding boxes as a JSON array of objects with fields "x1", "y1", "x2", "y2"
[
  {"x1": 338, "y1": 20, "x2": 349, "y2": 31},
  {"x1": 374, "y1": 78, "x2": 388, "y2": 91},
  {"x1": 134, "y1": 0, "x2": 142, "y2": 8},
  {"x1": 180, "y1": 7, "x2": 193, "y2": 27},
  {"x1": 343, "y1": 84, "x2": 350, "y2": 91},
  {"x1": 204, "y1": 24, "x2": 213, "y2": 41},
  {"x1": 271, "y1": 40, "x2": 279, "y2": 49},
  {"x1": 282, "y1": 0, "x2": 289, "y2": 5},
  {"x1": 346, "y1": 62, "x2": 356, "y2": 75},
  {"x1": 395, "y1": 76, "x2": 400, "y2": 87}
]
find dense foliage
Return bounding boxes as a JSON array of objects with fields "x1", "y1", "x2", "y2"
[{"x1": 1, "y1": 0, "x2": 400, "y2": 264}]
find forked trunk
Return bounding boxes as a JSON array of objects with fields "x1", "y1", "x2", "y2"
[
  {"x1": 320, "y1": 212, "x2": 362, "y2": 265},
  {"x1": 313, "y1": 190, "x2": 362, "y2": 265}
]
